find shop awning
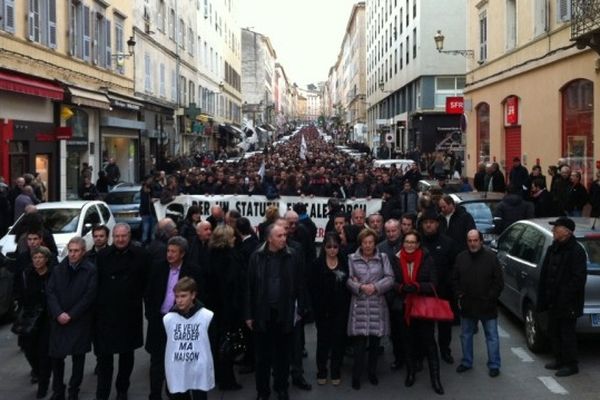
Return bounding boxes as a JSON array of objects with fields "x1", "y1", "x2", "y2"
[
  {"x1": 107, "y1": 92, "x2": 143, "y2": 111},
  {"x1": 67, "y1": 86, "x2": 111, "y2": 110},
  {"x1": 0, "y1": 70, "x2": 64, "y2": 100}
]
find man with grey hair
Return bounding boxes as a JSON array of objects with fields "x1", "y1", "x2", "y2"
[
  {"x1": 47, "y1": 236, "x2": 97, "y2": 400},
  {"x1": 146, "y1": 217, "x2": 178, "y2": 264},
  {"x1": 94, "y1": 223, "x2": 149, "y2": 400},
  {"x1": 14, "y1": 185, "x2": 36, "y2": 221},
  {"x1": 145, "y1": 235, "x2": 201, "y2": 400}
]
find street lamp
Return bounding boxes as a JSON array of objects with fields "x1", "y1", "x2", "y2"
[
  {"x1": 111, "y1": 36, "x2": 136, "y2": 66},
  {"x1": 433, "y1": 30, "x2": 474, "y2": 58}
]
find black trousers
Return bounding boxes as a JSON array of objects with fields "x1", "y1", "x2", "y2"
[
  {"x1": 254, "y1": 323, "x2": 293, "y2": 397},
  {"x1": 96, "y1": 351, "x2": 135, "y2": 399},
  {"x1": 290, "y1": 319, "x2": 305, "y2": 380},
  {"x1": 352, "y1": 335, "x2": 381, "y2": 380},
  {"x1": 403, "y1": 319, "x2": 436, "y2": 366},
  {"x1": 51, "y1": 354, "x2": 85, "y2": 396},
  {"x1": 149, "y1": 350, "x2": 166, "y2": 400},
  {"x1": 315, "y1": 315, "x2": 346, "y2": 380},
  {"x1": 437, "y1": 320, "x2": 453, "y2": 354},
  {"x1": 171, "y1": 390, "x2": 207, "y2": 400},
  {"x1": 21, "y1": 331, "x2": 51, "y2": 386},
  {"x1": 390, "y1": 309, "x2": 406, "y2": 364},
  {"x1": 548, "y1": 314, "x2": 578, "y2": 367}
]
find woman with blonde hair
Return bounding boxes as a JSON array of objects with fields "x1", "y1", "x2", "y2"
[
  {"x1": 207, "y1": 225, "x2": 243, "y2": 391},
  {"x1": 258, "y1": 205, "x2": 279, "y2": 241}
]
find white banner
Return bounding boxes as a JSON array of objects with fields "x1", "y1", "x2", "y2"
[{"x1": 154, "y1": 195, "x2": 383, "y2": 242}]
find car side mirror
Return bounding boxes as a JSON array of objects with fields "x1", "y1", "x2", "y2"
[{"x1": 82, "y1": 223, "x2": 93, "y2": 236}]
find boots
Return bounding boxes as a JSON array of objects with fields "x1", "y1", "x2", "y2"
[
  {"x1": 404, "y1": 359, "x2": 416, "y2": 387},
  {"x1": 427, "y1": 346, "x2": 444, "y2": 395}
]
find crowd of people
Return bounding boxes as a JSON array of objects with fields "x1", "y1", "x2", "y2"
[{"x1": 1, "y1": 125, "x2": 591, "y2": 400}]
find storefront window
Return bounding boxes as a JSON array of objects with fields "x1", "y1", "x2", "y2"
[
  {"x1": 562, "y1": 79, "x2": 593, "y2": 186},
  {"x1": 476, "y1": 102, "x2": 490, "y2": 163},
  {"x1": 102, "y1": 136, "x2": 139, "y2": 184}
]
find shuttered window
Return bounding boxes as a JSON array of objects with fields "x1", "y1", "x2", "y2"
[{"x1": 2, "y1": 0, "x2": 16, "y2": 33}]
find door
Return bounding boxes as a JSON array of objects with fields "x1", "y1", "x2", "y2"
[
  {"x1": 505, "y1": 126, "x2": 521, "y2": 178},
  {"x1": 510, "y1": 226, "x2": 546, "y2": 307},
  {"x1": 497, "y1": 223, "x2": 526, "y2": 314},
  {"x1": 9, "y1": 155, "x2": 27, "y2": 185},
  {"x1": 35, "y1": 154, "x2": 50, "y2": 201}
]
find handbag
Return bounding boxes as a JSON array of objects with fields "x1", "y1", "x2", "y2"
[
  {"x1": 11, "y1": 305, "x2": 44, "y2": 336},
  {"x1": 218, "y1": 328, "x2": 247, "y2": 361},
  {"x1": 407, "y1": 287, "x2": 454, "y2": 322}
]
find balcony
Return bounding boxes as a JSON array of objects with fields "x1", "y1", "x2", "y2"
[{"x1": 571, "y1": 0, "x2": 600, "y2": 54}]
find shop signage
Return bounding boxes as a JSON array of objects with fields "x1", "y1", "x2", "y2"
[
  {"x1": 55, "y1": 127, "x2": 73, "y2": 140},
  {"x1": 155, "y1": 195, "x2": 383, "y2": 242},
  {"x1": 111, "y1": 99, "x2": 141, "y2": 111},
  {"x1": 445, "y1": 96, "x2": 464, "y2": 114},
  {"x1": 505, "y1": 96, "x2": 519, "y2": 125}
]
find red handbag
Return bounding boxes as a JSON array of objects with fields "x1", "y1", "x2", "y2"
[{"x1": 406, "y1": 288, "x2": 454, "y2": 322}]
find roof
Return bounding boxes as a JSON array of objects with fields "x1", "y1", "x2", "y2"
[
  {"x1": 450, "y1": 192, "x2": 505, "y2": 202},
  {"x1": 519, "y1": 217, "x2": 600, "y2": 238},
  {"x1": 36, "y1": 200, "x2": 103, "y2": 209}
]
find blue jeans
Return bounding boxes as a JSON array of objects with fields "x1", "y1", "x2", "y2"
[
  {"x1": 141, "y1": 215, "x2": 155, "y2": 244},
  {"x1": 460, "y1": 317, "x2": 501, "y2": 370}
]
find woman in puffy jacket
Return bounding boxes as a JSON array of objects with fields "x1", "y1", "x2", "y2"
[{"x1": 346, "y1": 228, "x2": 394, "y2": 390}]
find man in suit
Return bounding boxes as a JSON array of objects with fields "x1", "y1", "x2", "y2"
[
  {"x1": 94, "y1": 223, "x2": 149, "y2": 400},
  {"x1": 438, "y1": 195, "x2": 476, "y2": 252},
  {"x1": 144, "y1": 236, "x2": 202, "y2": 400}
]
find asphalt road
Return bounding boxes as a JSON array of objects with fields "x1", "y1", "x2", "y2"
[{"x1": 1, "y1": 307, "x2": 599, "y2": 400}]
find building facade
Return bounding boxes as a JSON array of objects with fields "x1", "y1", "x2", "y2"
[
  {"x1": 365, "y1": 0, "x2": 467, "y2": 156},
  {"x1": 464, "y1": 0, "x2": 599, "y2": 186}
]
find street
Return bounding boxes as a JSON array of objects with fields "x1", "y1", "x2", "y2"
[{"x1": 1, "y1": 307, "x2": 599, "y2": 399}]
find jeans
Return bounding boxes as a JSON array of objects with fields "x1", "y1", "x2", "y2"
[
  {"x1": 459, "y1": 317, "x2": 501, "y2": 370},
  {"x1": 141, "y1": 215, "x2": 156, "y2": 244}
]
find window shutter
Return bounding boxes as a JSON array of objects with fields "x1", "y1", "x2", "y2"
[
  {"x1": 105, "y1": 19, "x2": 111, "y2": 69},
  {"x1": 48, "y1": 0, "x2": 56, "y2": 48},
  {"x1": 144, "y1": 53, "x2": 151, "y2": 92},
  {"x1": 557, "y1": 0, "x2": 571, "y2": 22},
  {"x1": 28, "y1": 0, "x2": 35, "y2": 40},
  {"x1": 4, "y1": 0, "x2": 15, "y2": 33},
  {"x1": 171, "y1": 69, "x2": 177, "y2": 102},
  {"x1": 83, "y1": 6, "x2": 91, "y2": 61},
  {"x1": 160, "y1": 63, "x2": 166, "y2": 97}
]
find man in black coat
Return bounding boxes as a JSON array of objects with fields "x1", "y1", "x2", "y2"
[
  {"x1": 508, "y1": 157, "x2": 529, "y2": 198},
  {"x1": 144, "y1": 236, "x2": 202, "y2": 400},
  {"x1": 94, "y1": 223, "x2": 149, "y2": 400},
  {"x1": 244, "y1": 224, "x2": 307, "y2": 400},
  {"x1": 187, "y1": 220, "x2": 212, "y2": 269},
  {"x1": 438, "y1": 195, "x2": 476, "y2": 252},
  {"x1": 85, "y1": 224, "x2": 109, "y2": 266},
  {"x1": 538, "y1": 217, "x2": 587, "y2": 377},
  {"x1": 146, "y1": 217, "x2": 177, "y2": 265},
  {"x1": 453, "y1": 230, "x2": 504, "y2": 377},
  {"x1": 46, "y1": 237, "x2": 97, "y2": 400},
  {"x1": 420, "y1": 209, "x2": 459, "y2": 364},
  {"x1": 493, "y1": 184, "x2": 534, "y2": 233},
  {"x1": 531, "y1": 178, "x2": 559, "y2": 218}
]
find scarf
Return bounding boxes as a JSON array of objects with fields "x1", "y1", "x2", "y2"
[{"x1": 399, "y1": 248, "x2": 423, "y2": 325}]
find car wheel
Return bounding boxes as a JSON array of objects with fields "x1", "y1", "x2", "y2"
[{"x1": 524, "y1": 302, "x2": 548, "y2": 353}]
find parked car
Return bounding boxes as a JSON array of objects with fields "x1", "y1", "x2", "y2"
[
  {"x1": 104, "y1": 184, "x2": 142, "y2": 233},
  {"x1": 373, "y1": 159, "x2": 415, "y2": 174},
  {"x1": 417, "y1": 179, "x2": 463, "y2": 194},
  {"x1": 492, "y1": 218, "x2": 600, "y2": 352},
  {"x1": 449, "y1": 192, "x2": 504, "y2": 244},
  {"x1": 0, "y1": 200, "x2": 116, "y2": 262}
]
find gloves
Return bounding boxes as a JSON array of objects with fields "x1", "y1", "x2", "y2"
[{"x1": 401, "y1": 284, "x2": 418, "y2": 294}]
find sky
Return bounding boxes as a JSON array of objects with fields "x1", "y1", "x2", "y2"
[{"x1": 239, "y1": 0, "x2": 360, "y2": 88}]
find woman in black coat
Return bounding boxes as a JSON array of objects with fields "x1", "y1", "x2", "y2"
[
  {"x1": 388, "y1": 230, "x2": 443, "y2": 395},
  {"x1": 207, "y1": 225, "x2": 243, "y2": 391},
  {"x1": 310, "y1": 233, "x2": 350, "y2": 386},
  {"x1": 15, "y1": 246, "x2": 54, "y2": 398},
  {"x1": 179, "y1": 205, "x2": 202, "y2": 244}
]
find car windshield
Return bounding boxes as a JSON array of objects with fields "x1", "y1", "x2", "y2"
[
  {"x1": 579, "y1": 239, "x2": 600, "y2": 272},
  {"x1": 10, "y1": 208, "x2": 80, "y2": 234},
  {"x1": 462, "y1": 201, "x2": 498, "y2": 225},
  {"x1": 104, "y1": 191, "x2": 140, "y2": 205}
]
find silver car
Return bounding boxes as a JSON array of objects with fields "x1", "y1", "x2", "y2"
[
  {"x1": 104, "y1": 184, "x2": 142, "y2": 233},
  {"x1": 493, "y1": 218, "x2": 600, "y2": 352}
]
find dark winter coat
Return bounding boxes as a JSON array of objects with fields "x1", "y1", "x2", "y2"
[
  {"x1": 438, "y1": 205, "x2": 476, "y2": 252},
  {"x1": 346, "y1": 249, "x2": 394, "y2": 337},
  {"x1": 452, "y1": 247, "x2": 504, "y2": 320},
  {"x1": 474, "y1": 171, "x2": 486, "y2": 192},
  {"x1": 566, "y1": 183, "x2": 589, "y2": 213},
  {"x1": 538, "y1": 236, "x2": 587, "y2": 318},
  {"x1": 94, "y1": 244, "x2": 149, "y2": 354},
  {"x1": 243, "y1": 243, "x2": 307, "y2": 334},
  {"x1": 590, "y1": 180, "x2": 600, "y2": 217},
  {"x1": 309, "y1": 255, "x2": 350, "y2": 322},
  {"x1": 46, "y1": 258, "x2": 97, "y2": 357},
  {"x1": 421, "y1": 232, "x2": 458, "y2": 299},
  {"x1": 509, "y1": 164, "x2": 529, "y2": 195},
  {"x1": 493, "y1": 194, "x2": 535, "y2": 233},
  {"x1": 205, "y1": 246, "x2": 242, "y2": 331},
  {"x1": 533, "y1": 189, "x2": 560, "y2": 218},
  {"x1": 551, "y1": 176, "x2": 571, "y2": 213},
  {"x1": 144, "y1": 260, "x2": 202, "y2": 353},
  {"x1": 387, "y1": 249, "x2": 437, "y2": 313}
]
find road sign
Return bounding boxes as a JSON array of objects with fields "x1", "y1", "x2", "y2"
[{"x1": 385, "y1": 132, "x2": 394, "y2": 143}]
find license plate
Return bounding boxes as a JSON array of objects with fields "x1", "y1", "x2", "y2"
[{"x1": 591, "y1": 314, "x2": 600, "y2": 327}]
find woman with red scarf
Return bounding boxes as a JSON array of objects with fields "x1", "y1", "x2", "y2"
[{"x1": 389, "y1": 230, "x2": 444, "y2": 395}]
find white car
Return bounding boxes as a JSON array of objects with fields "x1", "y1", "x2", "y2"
[{"x1": 0, "y1": 200, "x2": 116, "y2": 261}]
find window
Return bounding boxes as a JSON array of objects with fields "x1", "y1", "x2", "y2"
[
  {"x1": 171, "y1": 69, "x2": 177, "y2": 102},
  {"x1": 498, "y1": 223, "x2": 525, "y2": 253},
  {"x1": 28, "y1": 0, "x2": 56, "y2": 48},
  {"x1": 159, "y1": 63, "x2": 166, "y2": 97},
  {"x1": 83, "y1": 206, "x2": 101, "y2": 226},
  {"x1": 169, "y1": 8, "x2": 175, "y2": 39},
  {"x1": 513, "y1": 227, "x2": 545, "y2": 264},
  {"x1": 179, "y1": 19, "x2": 185, "y2": 49},
  {"x1": 400, "y1": 42, "x2": 403, "y2": 69},
  {"x1": 180, "y1": 76, "x2": 187, "y2": 106},
  {"x1": 189, "y1": 81, "x2": 195, "y2": 105},
  {"x1": 115, "y1": 17, "x2": 124, "y2": 74},
  {"x1": 412, "y1": 27, "x2": 417, "y2": 58},
  {"x1": 479, "y1": 11, "x2": 487, "y2": 62},
  {"x1": 98, "y1": 204, "x2": 111, "y2": 224},
  {"x1": 434, "y1": 77, "x2": 465, "y2": 108},
  {"x1": 1, "y1": 0, "x2": 16, "y2": 33},
  {"x1": 476, "y1": 102, "x2": 491, "y2": 163},
  {"x1": 188, "y1": 27, "x2": 194, "y2": 56},
  {"x1": 405, "y1": 36, "x2": 409, "y2": 65},
  {"x1": 506, "y1": 0, "x2": 516, "y2": 50},
  {"x1": 556, "y1": 0, "x2": 571, "y2": 22},
  {"x1": 92, "y1": 13, "x2": 111, "y2": 69},
  {"x1": 144, "y1": 53, "x2": 152, "y2": 92},
  {"x1": 158, "y1": 0, "x2": 166, "y2": 32},
  {"x1": 534, "y1": 0, "x2": 547, "y2": 36}
]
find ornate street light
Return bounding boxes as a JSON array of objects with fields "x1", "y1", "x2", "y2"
[{"x1": 434, "y1": 30, "x2": 474, "y2": 58}]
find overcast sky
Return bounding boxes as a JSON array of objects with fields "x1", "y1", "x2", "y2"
[{"x1": 239, "y1": 0, "x2": 360, "y2": 88}]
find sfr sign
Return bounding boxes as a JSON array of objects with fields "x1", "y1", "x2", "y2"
[{"x1": 446, "y1": 96, "x2": 464, "y2": 114}]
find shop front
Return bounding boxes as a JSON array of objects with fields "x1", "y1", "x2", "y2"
[{"x1": 142, "y1": 101, "x2": 175, "y2": 175}]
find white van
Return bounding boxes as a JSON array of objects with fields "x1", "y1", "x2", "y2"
[{"x1": 373, "y1": 159, "x2": 415, "y2": 174}]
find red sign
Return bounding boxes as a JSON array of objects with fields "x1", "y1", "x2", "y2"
[
  {"x1": 55, "y1": 127, "x2": 73, "y2": 140},
  {"x1": 446, "y1": 96, "x2": 464, "y2": 114},
  {"x1": 506, "y1": 96, "x2": 519, "y2": 125},
  {"x1": 35, "y1": 133, "x2": 55, "y2": 142}
]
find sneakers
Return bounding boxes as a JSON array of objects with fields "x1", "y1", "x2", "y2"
[
  {"x1": 316, "y1": 378, "x2": 327, "y2": 385},
  {"x1": 456, "y1": 364, "x2": 472, "y2": 373},
  {"x1": 489, "y1": 368, "x2": 500, "y2": 378},
  {"x1": 331, "y1": 379, "x2": 341, "y2": 386},
  {"x1": 555, "y1": 366, "x2": 579, "y2": 377}
]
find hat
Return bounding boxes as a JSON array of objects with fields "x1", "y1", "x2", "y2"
[
  {"x1": 420, "y1": 208, "x2": 439, "y2": 222},
  {"x1": 549, "y1": 217, "x2": 575, "y2": 232}
]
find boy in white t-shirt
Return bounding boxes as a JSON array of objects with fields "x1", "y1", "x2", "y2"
[{"x1": 163, "y1": 277, "x2": 214, "y2": 400}]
